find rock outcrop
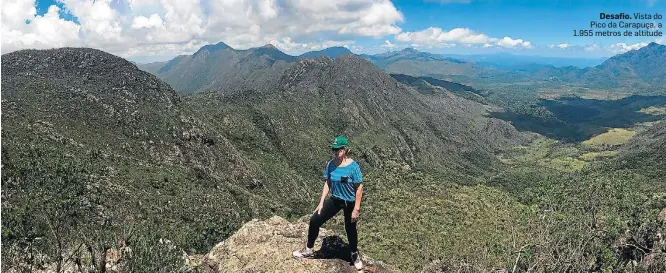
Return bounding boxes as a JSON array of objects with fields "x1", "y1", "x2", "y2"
[{"x1": 196, "y1": 216, "x2": 401, "y2": 273}]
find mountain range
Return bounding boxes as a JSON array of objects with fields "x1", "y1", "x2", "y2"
[
  {"x1": 360, "y1": 43, "x2": 666, "y2": 94},
  {"x1": 3, "y1": 41, "x2": 666, "y2": 272},
  {"x1": 442, "y1": 52, "x2": 607, "y2": 69},
  {"x1": 2, "y1": 47, "x2": 533, "y2": 271},
  {"x1": 139, "y1": 41, "x2": 666, "y2": 96}
]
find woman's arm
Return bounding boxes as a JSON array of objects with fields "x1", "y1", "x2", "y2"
[
  {"x1": 351, "y1": 162, "x2": 363, "y2": 220},
  {"x1": 352, "y1": 184, "x2": 363, "y2": 220},
  {"x1": 319, "y1": 181, "x2": 330, "y2": 205},
  {"x1": 315, "y1": 181, "x2": 330, "y2": 214}
]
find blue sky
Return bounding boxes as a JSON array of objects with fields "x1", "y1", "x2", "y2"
[
  {"x1": 387, "y1": 0, "x2": 664, "y2": 57},
  {"x1": 2, "y1": 0, "x2": 664, "y2": 62}
]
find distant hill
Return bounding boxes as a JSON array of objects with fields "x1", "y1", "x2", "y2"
[
  {"x1": 136, "y1": 60, "x2": 168, "y2": 75},
  {"x1": 362, "y1": 43, "x2": 666, "y2": 95},
  {"x1": 136, "y1": 42, "x2": 295, "y2": 94},
  {"x1": 578, "y1": 42, "x2": 666, "y2": 90},
  {"x1": 137, "y1": 43, "x2": 356, "y2": 94},
  {"x1": 298, "y1": 46, "x2": 352, "y2": 59},
  {"x1": 443, "y1": 52, "x2": 607, "y2": 69},
  {"x1": 359, "y1": 48, "x2": 486, "y2": 82},
  {"x1": 139, "y1": 41, "x2": 666, "y2": 96}
]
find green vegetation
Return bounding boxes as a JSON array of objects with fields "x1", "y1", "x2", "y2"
[
  {"x1": 580, "y1": 151, "x2": 618, "y2": 161},
  {"x1": 492, "y1": 96, "x2": 666, "y2": 142},
  {"x1": 1, "y1": 48, "x2": 525, "y2": 272},
  {"x1": 315, "y1": 150, "x2": 666, "y2": 272},
  {"x1": 499, "y1": 139, "x2": 588, "y2": 171},
  {"x1": 3, "y1": 47, "x2": 666, "y2": 272},
  {"x1": 582, "y1": 128, "x2": 636, "y2": 148},
  {"x1": 640, "y1": 106, "x2": 666, "y2": 115}
]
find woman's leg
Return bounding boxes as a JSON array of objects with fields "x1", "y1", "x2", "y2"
[
  {"x1": 307, "y1": 197, "x2": 341, "y2": 248},
  {"x1": 343, "y1": 201, "x2": 358, "y2": 252}
]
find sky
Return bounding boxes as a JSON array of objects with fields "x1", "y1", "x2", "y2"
[{"x1": 1, "y1": 0, "x2": 665, "y2": 63}]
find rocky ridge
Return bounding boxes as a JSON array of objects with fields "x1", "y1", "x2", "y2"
[{"x1": 196, "y1": 216, "x2": 401, "y2": 273}]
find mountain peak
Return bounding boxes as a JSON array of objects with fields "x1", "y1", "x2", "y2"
[
  {"x1": 250, "y1": 44, "x2": 296, "y2": 62},
  {"x1": 193, "y1": 41, "x2": 231, "y2": 57},
  {"x1": 400, "y1": 47, "x2": 420, "y2": 54},
  {"x1": 647, "y1": 42, "x2": 661, "y2": 48},
  {"x1": 196, "y1": 216, "x2": 400, "y2": 272},
  {"x1": 641, "y1": 42, "x2": 665, "y2": 53},
  {"x1": 327, "y1": 46, "x2": 349, "y2": 50},
  {"x1": 299, "y1": 46, "x2": 353, "y2": 59}
]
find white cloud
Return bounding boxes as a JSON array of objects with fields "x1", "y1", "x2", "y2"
[
  {"x1": 361, "y1": 1, "x2": 404, "y2": 26},
  {"x1": 322, "y1": 40, "x2": 355, "y2": 48},
  {"x1": 350, "y1": 45, "x2": 365, "y2": 53},
  {"x1": 584, "y1": 44, "x2": 600, "y2": 52},
  {"x1": 1, "y1": 1, "x2": 81, "y2": 53},
  {"x1": 2, "y1": 0, "x2": 36, "y2": 27},
  {"x1": 496, "y1": 37, "x2": 532, "y2": 48},
  {"x1": 264, "y1": 37, "x2": 354, "y2": 54},
  {"x1": 608, "y1": 42, "x2": 650, "y2": 53},
  {"x1": 131, "y1": 13, "x2": 164, "y2": 29},
  {"x1": 341, "y1": 24, "x2": 402, "y2": 37},
  {"x1": 547, "y1": 44, "x2": 555, "y2": 49},
  {"x1": 381, "y1": 40, "x2": 396, "y2": 49},
  {"x1": 2, "y1": 0, "x2": 403, "y2": 59},
  {"x1": 59, "y1": 0, "x2": 125, "y2": 46},
  {"x1": 395, "y1": 27, "x2": 531, "y2": 49},
  {"x1": 557, "y1": 43, "x2": 571, "y2": 49},
  {"x1": 268, "y1": 37, "x2": 302, "y2": 52}
]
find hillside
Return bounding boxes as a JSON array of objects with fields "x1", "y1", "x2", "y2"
[
  {"x1": 390, "y1": 73, "x2": 488, "y2": 104},
  {"x1": 613, "y1": 119, "x2": 666, "y2": 180},
  {"x1": 299, "y1": 46, "x2": 353, "y2": 59},
  {"x1": 1, "y1": 48, "x2": 303, "y2": 272},
  {"x1": 184, "y1": 54, "x2": 528, "y2": 176}
]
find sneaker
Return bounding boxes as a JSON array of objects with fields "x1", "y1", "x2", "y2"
[
  {"x1": 351, "y1": 251, "x2": 363, "y2": 270},
  {"x1": 292, "y1": 246, "x2": 314, "y2": 258}
]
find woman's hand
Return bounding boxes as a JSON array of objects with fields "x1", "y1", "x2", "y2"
[
  {"x1": 351, "y1": 209, "x2": 360, "y2": 222},
  {"x1": 314, "y1": 203, "x2": 324, "y2": 215}
]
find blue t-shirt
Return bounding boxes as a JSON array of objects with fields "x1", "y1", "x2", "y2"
[{"x1": 323, "y1": 160, "x2": 363, "y2": 202}]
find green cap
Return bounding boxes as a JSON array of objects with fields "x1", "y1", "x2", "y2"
[{"x1": 330, "y1": 135, "x2": 349, "y2": 148}]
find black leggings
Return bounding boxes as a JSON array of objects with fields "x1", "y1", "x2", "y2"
[{"x1": 307, "y1": 196, "x2": 358, "y2": 252}]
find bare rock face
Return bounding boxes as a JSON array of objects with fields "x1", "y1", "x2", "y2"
[{"x1": 199, "y1": 216, "x2": 401, "y2": 273}]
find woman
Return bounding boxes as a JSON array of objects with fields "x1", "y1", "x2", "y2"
[{"x1": 293, "y1": 135, "x2": 365, "y2": 270}]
